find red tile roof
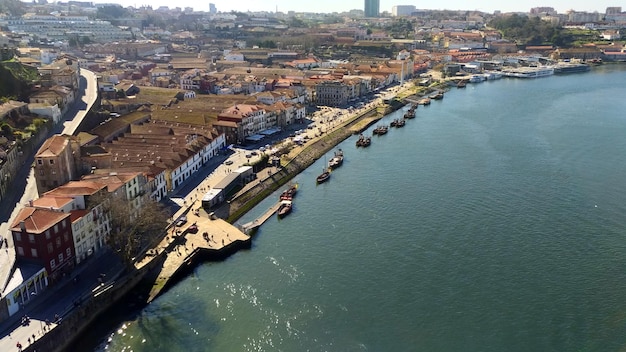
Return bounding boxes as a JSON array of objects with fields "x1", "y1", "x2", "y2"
[{"x1": 10, "y1": 207, "x2": 70, "y2": 234}]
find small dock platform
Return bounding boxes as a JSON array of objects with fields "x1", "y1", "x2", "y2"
[
  {"x1": 241, "y1": 201, "x2": 282, "y2": 234},
  {"x1": 141, "y1": 216, "x2": 249, "y2": 302}
]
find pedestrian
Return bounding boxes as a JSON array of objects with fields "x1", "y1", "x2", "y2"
[
  {"x1": 32, "y1": 334, "x2": 35, "y2": 341},
  {"x1": 222, "y1": 239, "x2": 224, "y2": 245}
]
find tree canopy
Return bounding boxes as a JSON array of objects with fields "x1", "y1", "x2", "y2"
[
  {"x1": 90, "y1": 194, "x2": 169, "y2": 268},
  {"x1": 0, "y1": 0, "x2": 25, "y2": 16},
  {"x1": 489, "y1": 14, "x2": 572, "y2": 46}
]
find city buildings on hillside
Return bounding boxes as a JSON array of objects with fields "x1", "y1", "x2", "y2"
[{"x1": 0, "y1": 13, "x2": 132, "y2": 43}]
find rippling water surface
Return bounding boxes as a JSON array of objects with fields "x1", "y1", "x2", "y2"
[{"x1": 95, "y1": 65, "x2": 626, "y2": 352}]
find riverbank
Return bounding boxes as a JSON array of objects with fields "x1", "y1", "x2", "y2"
[{"x1": 25, "y1": 78, "x2": 437, "y2": 352}]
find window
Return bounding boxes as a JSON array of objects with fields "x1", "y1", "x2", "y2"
[
  {"x1": 39, "y1": 170, "x2": 44, "y2": 176},
  {"x1": 56, "y1": 237, "x2": 61, "y2": 248},
  {"x1": 63, "y1": 233, "x2": 69, "y2": 242},
  {"x1": 31, "y1": 248, "x2": 38, "y2": 257},
  {"x1": 37, "y1": 159, "x2": 43, "y2": 165},
  {"x1": 45, "y1": 230, "x2": 50, "y2": 240},
  {"x1": 58, "y1": 253, "x2": 64, "y2": 263},
  {"x1": 28, "y1": 234, "x2": 35, "y2": 243},
  {"x1": 47, "y1": 243, "x2": 53, "y2": 253},
  {"x1": 17, "y1": 247, "x2": 24, "y2": 256},
  {"x1": 50, "y1": 259, "x2": 56, "y2": 269},
  {"x1": 49, "y1": 159, "x2": 54, "y2": 164},
  {"x1": 54, "y1": 224, "x2": 59, "y2": 233},
  {"x1": 66, "y1": 248, "x2": 71, "y2": 257},
  {"x1": 15, "y1": 233, "x2": 21, "y2": 242}
]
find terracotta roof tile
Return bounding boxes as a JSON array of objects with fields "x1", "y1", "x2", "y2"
[{"x1": 10, "y1": 207, "x2": 70, "y2": 234}]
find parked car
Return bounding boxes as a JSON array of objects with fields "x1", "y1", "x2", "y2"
[
  {"x1": 186, "y1": 224, "x2": 198, "y2": 234},
  {"x1": 175, "y1": 216, "x2": 187, "y2": 227},
  {"x1": 224, "y1": 160, "x2": 233, "y2": 165}
]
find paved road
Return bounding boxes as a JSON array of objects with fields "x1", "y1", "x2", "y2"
[
  {"x1": 0, "y1": 69, "x2": 99, "y2": 335},
  {"x1": 0, "y1": 250, "x2": 123, "y2": 352}
]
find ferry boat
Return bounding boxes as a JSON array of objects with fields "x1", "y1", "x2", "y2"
[
  {"x1": 469, "y1": 74, "x2": 486, "y2": 83},
  {"x1": 501, "y1": 66, "x2": 554, "y2": 78},
  {"x1": 554, "y1": 62, "x2": 591, "y2": 74},
  {"x1": 483, "y1": 71, "x2": 503, "y2": 80}
]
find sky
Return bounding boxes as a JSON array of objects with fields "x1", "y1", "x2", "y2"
[{"x1": 104, "y1": 1, "x2": 621, "y2": 14}]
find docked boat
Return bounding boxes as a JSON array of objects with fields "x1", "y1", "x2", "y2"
[
  {"x1": 395, "y1": 119, "x2": 406, "y2": 128},
  {"x1": 316, "y1": 167, "x2": 331, "y2": 184},
  {"x1": 373, "y1": 125, "x2": 388, "y2": 135},
  {"x1": 277, "y1": 200, "x2": 292, "y2": 218},
  {"x1": 484, "y1": 71, "x2": 503, "y2": 80},
  {"x1": 418, "y1": 97, "x2": 431, "y2": 105},
  {"x1": 328, "y1": 149, "x2": 344, "y2": 169},
  {"x1": 404, "y1": 109, "x2": 415, "y2": 119},
  {"x1": 356, "y1": 134, "x2": 371, "y2": 147},
  {"x1": 430, "y1": 91, "x2": 444, "y2": 100},
  {"x1": 469, "y1": 74, "x2": 486, "y2": 83},
  {"x1": 501, "y1": 66, "x2": 554, "y2": 78},
  {"x1": 457, "y1": 80, "x2": 467, "y2": 88},
  {"x1": 280, "y1": 183, "x2": 298, "y2": 200},
  {"x1": 554, "y1": 62, "x2": 591, "y2": 74}
]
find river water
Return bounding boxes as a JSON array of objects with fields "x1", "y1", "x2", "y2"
[{"x1": 94, "y1": 65, "x2": 626, "y2": 352}]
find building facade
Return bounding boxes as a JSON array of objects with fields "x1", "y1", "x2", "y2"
[
  {"x1": 10, "y1": 207, "x2": 75, "y2": 280},
  {"x1": 34, "y1": 135, "x2": 82, "y2": 196},
  {"x1": 392, "y1": 5, "x2": 416, "y2": 16},
  {"x1": 364, "y1": 0, "x2": 380, "y2": 17},
  {"x1": 315, "y1": 81, "x2": 349, "y2": 107}
]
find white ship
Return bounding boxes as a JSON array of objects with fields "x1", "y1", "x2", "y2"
[{"x1": 501, "y1": 66, "x2": 554, "y2": 78}]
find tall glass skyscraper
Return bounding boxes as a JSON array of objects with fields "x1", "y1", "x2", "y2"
[{"x1": 364, "y1": 0, "x2": 379, "y2": 17}]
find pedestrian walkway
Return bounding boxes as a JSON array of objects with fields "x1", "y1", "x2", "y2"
[{"x1": 143, "y1": 217, "x2": 249, "y2": 302}]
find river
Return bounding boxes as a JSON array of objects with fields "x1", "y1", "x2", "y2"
[{"x1": 91, "y1": 65, "x2": 626, "y2": 352}]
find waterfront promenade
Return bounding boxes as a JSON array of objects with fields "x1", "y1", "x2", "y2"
[
  {"x1": 139, "y1": 80, "x2": 423, "y2": 302},
  {"x1": 141, "y1": 215, "x2": 250, "y2": 302}
]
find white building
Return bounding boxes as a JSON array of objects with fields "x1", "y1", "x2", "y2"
[{"x1": 392, "y1": 5, "x2": 416, "y2": 16}]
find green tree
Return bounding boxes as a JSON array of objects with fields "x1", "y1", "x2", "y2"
[
  {"x1": 489, "y1": 14, "x2": 569, "y2": 46},
  {"x1": 96, "y1": 5, "x2": 129, "y2": 20},
  {"x1": 0, "y1": 0, "x2": 25, "y2": 16}
]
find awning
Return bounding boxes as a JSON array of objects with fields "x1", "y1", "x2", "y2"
[
  {"x1": 260, "y1": 127, "x2": 281, "y2": 135},
  {"x1": 245, "y1": 134, "x2": 264, "y2": 142}
]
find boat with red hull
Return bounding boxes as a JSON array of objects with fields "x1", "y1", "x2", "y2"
[{"x1": 277, "y1": 200, "x2": 292, "y2": 218}]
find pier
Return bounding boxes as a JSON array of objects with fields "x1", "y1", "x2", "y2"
[
  {"x1": 140, "y1": 213, "x2": 250, "y2": 302},
  {"x1": 241, "y1": 201, "x2": 282, "y2": 234}
]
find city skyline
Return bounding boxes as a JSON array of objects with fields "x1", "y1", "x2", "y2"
[{"x1": 89, "y1": 0, "x2": 623, "y2": 15}]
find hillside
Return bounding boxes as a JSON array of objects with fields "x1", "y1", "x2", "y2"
[{"x1": 0, "y1": 61, "x2": 39, "y2": 102}]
